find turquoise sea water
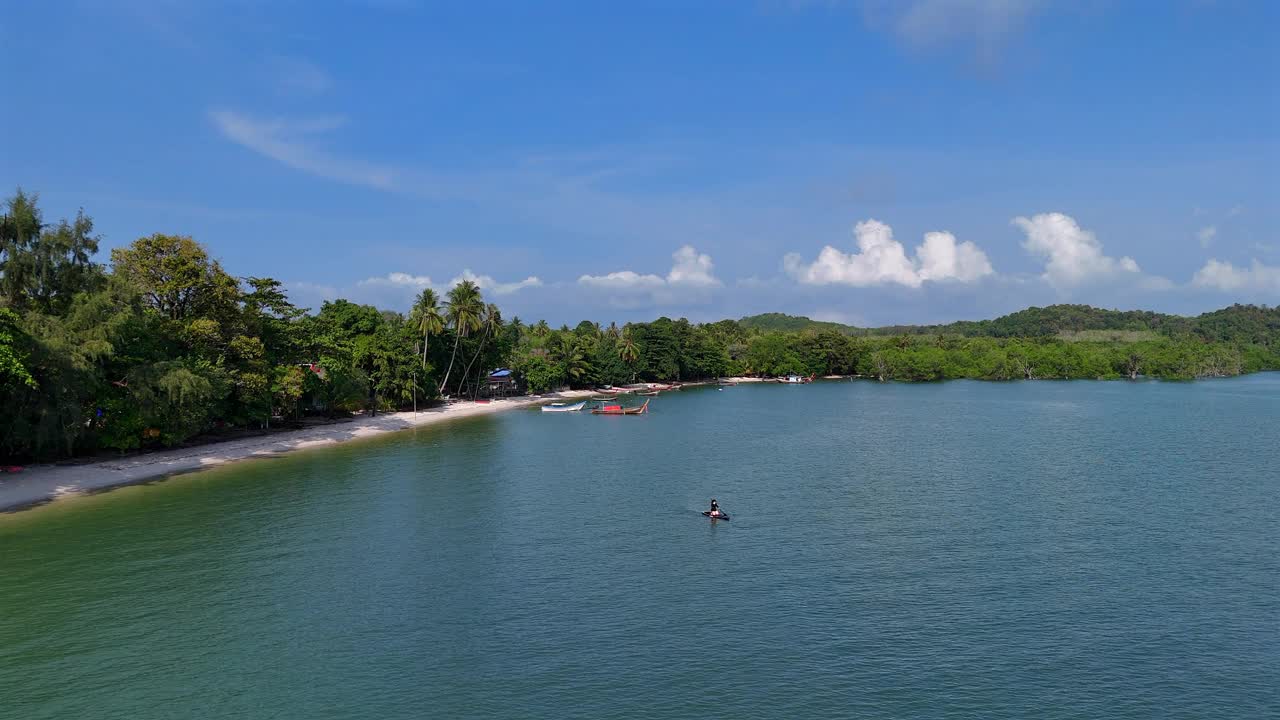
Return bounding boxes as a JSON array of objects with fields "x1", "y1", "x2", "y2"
[{"x1": 2, "y1": 376, "x2": 1278, "y2": 718}]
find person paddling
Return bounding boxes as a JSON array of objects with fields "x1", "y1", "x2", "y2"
[{"x1": 708, "y1": 498, "x2": 724, "y2": 518}]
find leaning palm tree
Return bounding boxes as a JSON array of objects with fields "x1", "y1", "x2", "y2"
[
  {"x1": 439, "y1": 280, "x2": 483, "y2": 395},
  {"x1": 411, "y1": 288, "x2": 444, "y2": 369},
  {"x1": 462, "y1": 303, "x2": 503, "y2": 399}
]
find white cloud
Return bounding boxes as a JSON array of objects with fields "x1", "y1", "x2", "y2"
[
  {"x1": 917, "y1": 230, "x2": 996, "y2": 282},
  {"x1": 1013, "y1": 212, "x2": 1141, "y2": 289},
  {"x1": 1192, "y1": 259, "x2": 1280, "y2": 293},
  {"x1": 1197, "y1": 225, "x2": 1217, "y2": 248},
  {"x1": 577, "y1": 245, "x2": 721, "y2": 307},
  {"x1": 356, "y1": 270, "x2": 541, "y2": 296},
  {"x1": 578, "y1": 270, "x2": 666, "y2": 291},
  {"x1": 783, "y1": 219, "x2": 993, "y2": 288},
  {"x1": 666, "y1": 245, "x2": 721, "y2": 287},
  {"x1": 358, "y1": 272, "x2": 434, "y2": 289},
  {"x1": 209, "y1": 110, "x2": 397, "y2": 190},
  {"x1": 449, "y1": 269, "x2": 543, "y2": 295}
]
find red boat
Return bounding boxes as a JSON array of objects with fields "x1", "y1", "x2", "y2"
[{"x1": 591, "y1": 399, "x2": 649, "y2": 415}]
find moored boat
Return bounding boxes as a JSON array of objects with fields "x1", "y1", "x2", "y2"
[
  {"x1": 591, "y1": 399, "x2": 650, "y2": 415},
  {"x1": 541, "y1": 401, "x2": 586, "y2": 413},
  {"x1": 779, "y1": 374, "x2": 816, "y2": 384}
]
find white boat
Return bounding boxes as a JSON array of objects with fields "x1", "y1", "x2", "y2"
[{"x1": 541, "y1": 401, "x2": 586, "y2": 413}]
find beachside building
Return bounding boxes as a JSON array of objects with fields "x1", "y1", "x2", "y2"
[{"x1": 486, "y1": 368, "x2": 519, "y2": 398}]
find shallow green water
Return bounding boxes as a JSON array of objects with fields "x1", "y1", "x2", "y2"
[{"x1": 2, "y1": 376, "x2": 1278, "y2": 718}]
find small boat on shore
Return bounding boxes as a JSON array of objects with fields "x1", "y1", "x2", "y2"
[
  {"x1": 638, "y1": 390, "x2": 660, "y2": 396},
  {"x1": 541, "y1": 401, "x2": 586, "y2": 413},
  {"x1": 591, "y1": 399, "x2": 650, "y2": 415},
  {"x1": 779, "y1": 374, "x2": 815, "y2": 384}
]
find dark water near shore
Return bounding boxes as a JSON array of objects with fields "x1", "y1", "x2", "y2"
[{"x1": 2, "y1": 376, "x2": 1278, "y2": 718}]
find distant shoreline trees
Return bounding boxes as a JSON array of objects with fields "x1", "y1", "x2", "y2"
[{"x1": 2, "y1": 189, "x2": 1277, "y2": 461}]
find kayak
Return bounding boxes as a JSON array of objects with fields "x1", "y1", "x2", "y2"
[{"x1": 702, "y1": 511, "x2": 730, "y2": 521}]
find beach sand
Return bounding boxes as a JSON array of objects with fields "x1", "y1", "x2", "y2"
[{"x1": 0, "y1": 391, "x2": 596, "y2": 513}]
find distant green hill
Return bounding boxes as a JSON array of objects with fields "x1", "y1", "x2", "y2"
[
  {"x1": 739, "y1": 304, "x2": 1279, "y2": 346},
  {"x1": 737, "y1": 313, "x2": 857, "y2": 334}
]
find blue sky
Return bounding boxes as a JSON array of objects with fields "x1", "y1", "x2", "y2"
[{"x1": 2, "y1": 0, "x2": 1277, "y2": 325}]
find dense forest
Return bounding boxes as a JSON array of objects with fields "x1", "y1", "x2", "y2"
[{"x1": 2, "y1": 190, "x2": 1278, "y2": 461}]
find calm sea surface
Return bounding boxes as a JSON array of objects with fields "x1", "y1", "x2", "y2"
[{"x1": 2, "y1": 376, "x2": 1278, "y2": 719}]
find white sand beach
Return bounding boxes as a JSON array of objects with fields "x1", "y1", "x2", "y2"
[{"x1": 0, "y1": 391, "x2": 596, "y2": 513}]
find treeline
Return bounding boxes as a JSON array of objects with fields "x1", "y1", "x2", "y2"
[
  {"x1": 0, "y1": 191, "x2": 513, "y2": 460},
  {"x1": 2, "y1": 190, "x2": 1278, "y2": 461},
  {"x1": 741, "y1": 303, "x2": 1280, "y2": 343}
]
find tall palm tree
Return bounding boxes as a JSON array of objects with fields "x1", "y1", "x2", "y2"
[
  {"x1": 462, "y1": 303, "x2": 503, "y2": 399},
  {"x1": 618, "y1": 330, "x2": 639, "y2": 382},
  {"x1": 532, "y1": 319, "x2": 551, "y2": 337},
  {"x1": 411, "y1": 288, "x2": 444, "y2": 369},
  {"x1": 439, "y1": 280, "x2": 483, "y2": 395},
  {"x1": 606, "y1": 321, "x2": 621, "y2": 340}
]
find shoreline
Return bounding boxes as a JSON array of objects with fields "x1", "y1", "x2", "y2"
[{"x1": 0, "y1": 391, "x2": 595, "y2": 514}]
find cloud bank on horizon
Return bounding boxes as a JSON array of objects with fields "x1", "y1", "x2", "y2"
[{"x1": 279, "y1": 210, "x2": 1277, "y2": 324}]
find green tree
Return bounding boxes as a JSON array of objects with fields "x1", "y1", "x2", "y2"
[
  {"x1": 461, "y1": 303, "x2": 503, "y2": 398},
  {"x1": 439, "y1": 280, "x2": 483, "y2": 395},
  {"x1": 0, "y1": 308, "x2": 35, "y2": 391},
  {"x1": 110, "y1": 234, "x2": 239, "y2": 324},
  {"x1": 1, "y1": 190, "x2": 104, "y2": 315},
  {"x1": 411, "y1": 287, "x2": 444, "y2": 370},
  {"x1": 617, "y1": 330, "x2": 639, "y2": 382}
]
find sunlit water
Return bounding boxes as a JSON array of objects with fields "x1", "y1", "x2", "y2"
[{"x1": 2, "y1": 376, "x2": 1277, "y2": 718}]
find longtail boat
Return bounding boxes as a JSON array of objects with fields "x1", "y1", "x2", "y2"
[{"x1": 591, "y1": 399, "x2": 649, "y2": 415}]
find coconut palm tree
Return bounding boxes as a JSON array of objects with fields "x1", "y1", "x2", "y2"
[
  {"x1": 560, "y1": 336, "x2": 590, "y2": 387},
  {"x1": 462, "y1": 303, "x2": 503, "y2": 399},
  {"x1": 439, "y1": 280, "x2": 483, "y2": 395},
  {"x1": 606, "y1": 321, "x2": 621, "y2": 340},
  {"x1": 411, "y1": 288, "x2": 444, "y2": 369},
  {"x1": 618, "y1": 330, "x2": 639, "y2": 382}
]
